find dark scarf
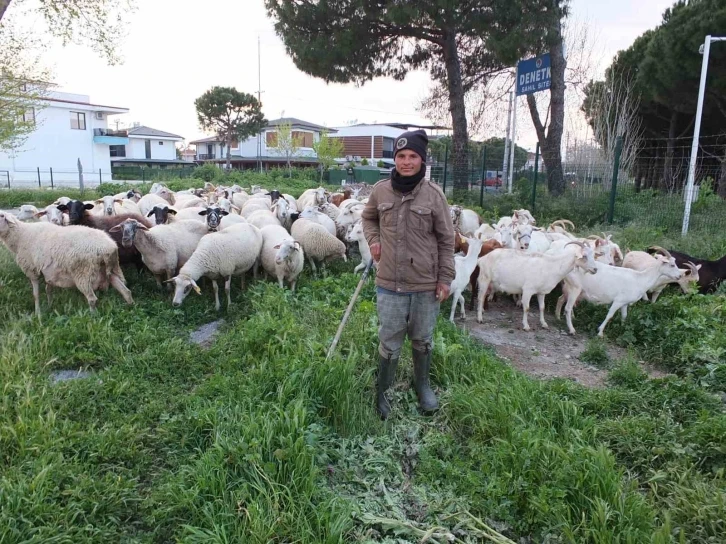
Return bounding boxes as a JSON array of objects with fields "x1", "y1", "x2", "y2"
[{"x1": 391, "y1": 168, "x2": 426, "y2": 194}]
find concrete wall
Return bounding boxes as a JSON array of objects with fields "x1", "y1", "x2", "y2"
[{"x1": 126, "y1": 137, "x2": 179, "y2": 160}]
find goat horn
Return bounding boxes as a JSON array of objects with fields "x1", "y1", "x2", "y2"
[
  {"x1": 586, "y1": 235, "x2": 604, "y2": 240},
  {"x1": 648, "y1": 246, "x2": 672, "y2": 259},
  {"x1": 565, "y1": 241, "x2": 585, "y2": 248},
  {"x1": 685, "y1": 261, "x2": 698, "y2": 276},
  {"x1": 561, "y1": 219, "x2": 575, "y2": 230}
]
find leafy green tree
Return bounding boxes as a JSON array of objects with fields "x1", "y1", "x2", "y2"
[
  {"x1": 194, "y1": 87, "x2": 266, "y2": 170},
  {"x1": 270, "y1": 121, "x2": 301, "y2": 177},
  {"x1": 264, "y1": 0, "x2": 561, "y2": 196},
  {"x1": 312, "y1": 130, "x2": 344, "y2": 182}
]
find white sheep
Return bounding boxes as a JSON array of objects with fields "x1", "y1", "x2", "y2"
[
  {"x1": 449, "y1": 235, "x2": 484, "y2": 322},
  {"x1": 318, "y1": 202, "x2": 340, "y2": 221},
  {"x1": 35, "y1": 204, "x2": 67, "y2": 226},
  {"x1": 231, "y1": 191, "x2": 250, "y2": 210},
  {"x1": 216, "y1": 197, "x2": 240, "y2": 215},
  {"x1": 110, "y1": 218, "x2": 209, "y2": 288},
  {"x1": 300, "y1": 206, "x2": 336, "y2": 236},
  {"x1": 291, "y1": 218, "x2": 347, "y2": 274},
  {"x1": 16, "y1": 205, "x2": 40, "y2": 221},
  {"x1": 240, "y1": 199, "x2": 271, "y2": 219},
  {"x1": 139, "y1": 191, "x2": 176, "y2": 217},
  {"x1": 297, "y1": 187, "x2": 328, "y2": 210},
  {"x1": 219, "y1": 214, "x2": 247, "y2": 230},
  {"x1": 94, "y1": 195, "x2": 124, "y2": 216},
  {"x1": 245, "y1": 210, "x2": 281, "y2": 230},
  {"x1": 260, "y1": 225, "x2": 304, "y2": 291},
  {"x1": 0, "y1": 212, "x2": 134, "y2": 316},
  {"x1": 271, "y1": 197, "x2": 292, "y2": 229},
  {"x1": 169, "y1": 223, "x2": 263, "y2": 311},
  {"x1": 173, "y1": 194, "x2": 206, "y2": 210},
  {"x1": 345, "y1": 221, "x2": 375, "y2": 274}
]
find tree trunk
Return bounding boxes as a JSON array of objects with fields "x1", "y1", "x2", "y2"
[
  {"x1": 0, "y1": 0, "x2": 12, "y2": 22},
  {"x1": 442, "y1": 32, "x2": 469, "y2": 195},
  {"x1": 225, "y1": 139, "x2": 232, "y2": 170},
  {"x1": 663, "y1": 111, "x2": 678, "y2": 192},
  {"x1": 525, "y1": 13, "x2": 566, "y2": 196}
]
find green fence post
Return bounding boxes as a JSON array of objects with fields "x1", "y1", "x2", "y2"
[
  {"x1": 442, "y1": 144, "x2": 449, "y2": 195},
  {"x1": 479, "y1": 146, "x2": 487, "y2": 207},
  {"x1": 37, "y1": 167, "x2": 41, "y2": 188},
  {"x1": 608, "y1": 136, "x2": 623, "y2": 224},
  {"x1": 142, "y1": 167, "x2": 145, "y2": 182},
  {"x1": 50, "y1": 167, "x2": 54, "y2": 189},
  {"x1": 99, "y1": 169, "x2": 102, "y2": 185},
  {"x1": 531, "y1": 142, "x2": 540, "y2": 210}
]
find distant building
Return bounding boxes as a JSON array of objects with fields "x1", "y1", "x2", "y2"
[
  {"x1": 190, "y1": 117, "x2": 337, "y2": 169},
  {"x1": 110, "y1": 125, "x2": 189, "y2": 169},
  {"x1": 0, "y1": 90, "x2": 128, "y2": 184}
]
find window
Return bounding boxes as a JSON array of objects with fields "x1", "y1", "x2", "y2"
[
  {"x1": 292, "y1": 131, "x2": 313, "y2": 148},
  {"x1": 266, "y1": 131, "x2": 278, "y2": 146},
  {"x1": 70, "y1": 112, "x2": 86, "y2": 130},
  {"x1": 145, "y1": 139, "x2": 151, "y2": 159},
  {"x1": 21, "y1": 108, "x2": 35, "y2": 124},
  {"x1": 109, "y1": 145, "x2": 126, "y2": 158},
  {"x1": 158, "y1": 141, "x2": 164, "y2": 145}
]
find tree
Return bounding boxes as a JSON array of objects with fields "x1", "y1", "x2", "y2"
[
  {"x1": 194, "y1": 87, "x2": 266, "y2": 170},
  {"x1": 264, "y1": 0, "x2": 560, "y2": 197},
  {"x1": 313, "y1": 131, "x2": 344, "y2": 182},
  {"x1": 271, "y1": 121, "x2": 301, "y2": 177},
  {"x1": 1, "y1": 0, "x2": 133, "y2": 65}
]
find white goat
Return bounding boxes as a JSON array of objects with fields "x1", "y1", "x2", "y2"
[
  {"x1": 344, "y1": 221, "x2": 375, "y2": 274},
  {"x1": 449, "y1": 235, "x2": 484, "y2": 322},
  {"x1": 622, "y1": 247, "x2": 700, "y2": 302},
  {"x1": 476, "y1": 242, "x2": 597, "y2": 331},
  {"x1": 556, "y1": 248, "x2": 682, "y2": 337}
]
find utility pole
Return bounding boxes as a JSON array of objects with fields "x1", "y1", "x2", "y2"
[
  {"x1": 502, "y1": 91, "x2": 513, "y2": 190},
  {"x1": 257, "y1": 35, "x2": 263, "y2": 173},
  {"x1": 507, "y1": 94, "x2": 517, "y2": 194}
]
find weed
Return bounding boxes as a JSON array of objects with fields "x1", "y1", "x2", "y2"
[{"x1": 579, "y1": 338, "x2": 611, "y2": 368}]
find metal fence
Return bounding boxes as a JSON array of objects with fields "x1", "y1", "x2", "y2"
[
  {"x1": 0, "y1": 165, "x2": 199, "y2": 189},
  {"x1": 428, "y1": 140, "x2": 726, "y2": 236}
]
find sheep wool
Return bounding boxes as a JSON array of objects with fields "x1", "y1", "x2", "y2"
[
  {"x1": 260, "y1": 225, "x2": 304, "y2": 291},
  {"x1": 291, "y1": 218, "x2": 347, "y2": 273},
  {"x1": 0, "y1": 214, "x2": 133, "y2": 316}
]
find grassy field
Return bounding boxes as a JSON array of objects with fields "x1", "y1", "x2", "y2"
[{"x1": 1, "y1": 178, "x2": 725, "y2": 542}]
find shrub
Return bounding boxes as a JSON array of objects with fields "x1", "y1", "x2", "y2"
[{"x1": 195, "y1": 163, "x2": 222, "y2": 182}]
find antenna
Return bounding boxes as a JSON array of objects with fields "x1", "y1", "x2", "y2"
[{"x1": 257, "y1": 35, "x2": 263, "y2": 172}]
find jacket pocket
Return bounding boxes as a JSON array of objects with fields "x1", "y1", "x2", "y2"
[
  {"x1": 378, "y1": 202, "x2": 395, "y2": 227},
  {"x1": 409, "y1": 205, "x2": 433, "y2": 232}
]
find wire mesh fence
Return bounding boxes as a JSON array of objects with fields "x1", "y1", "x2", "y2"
[
  {"x1": 0, "y1": 165, "x2": 199, "y2": 189},
  {"x1": 428, "y1": 142, "x2": 726, "y2": 236}
]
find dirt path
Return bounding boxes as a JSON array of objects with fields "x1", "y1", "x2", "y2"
[{"x1": 456, "y1": 297, "x2": 668, "y2": 388}]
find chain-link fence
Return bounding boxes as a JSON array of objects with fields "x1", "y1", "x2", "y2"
[
  {"x1": 429, "y1": 139, "x2": 726, "y2": 236},
  {"x1": 0, "y1": 165, "x2": 199, "y2": 189}
]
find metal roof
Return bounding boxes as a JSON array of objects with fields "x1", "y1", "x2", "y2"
[{"x1": 127, "y1": 126, "x2": 183, "y2": 139}]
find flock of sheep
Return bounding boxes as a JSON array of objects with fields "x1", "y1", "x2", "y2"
[
  {"x1": 2, "y1": 184, "x2": 368, "y2": 316},
  {"x1": 3, "y1": 183, "x2": 722, "y2": 340}
]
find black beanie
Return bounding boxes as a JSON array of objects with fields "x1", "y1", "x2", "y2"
[{"x1": 394, "y1": 129, "x2": 428, "y2": 163}]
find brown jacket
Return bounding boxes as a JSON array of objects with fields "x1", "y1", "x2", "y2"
[{"x1": 362, "y1": 177, "x2": 455, "y2": 293}]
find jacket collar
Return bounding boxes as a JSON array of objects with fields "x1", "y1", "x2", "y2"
[{"x1": 392, "y1": 177, "x2": 426, "y2": 202}]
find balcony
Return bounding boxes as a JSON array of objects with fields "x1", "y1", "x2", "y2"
[
  {"x1": 93, "y1": 128, "x2": 129, "y2": 145},
  {"x1": 196, "y1": 154, "x2": 216, "y2": 161}
]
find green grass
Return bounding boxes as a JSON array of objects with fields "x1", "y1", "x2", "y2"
[
  {"x1": 2, "y1": 235, "x2": 725, "y2": 542},
  {"x1": 1, "y1": 177, "x2": 725, "y2": 542}
]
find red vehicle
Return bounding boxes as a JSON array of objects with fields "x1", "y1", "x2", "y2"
[{"x1": 484, "y1": 177, "x2": 503, "y2": 187}]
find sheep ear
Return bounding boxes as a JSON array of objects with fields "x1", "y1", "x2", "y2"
[
  {"x1": 168, "y1": 209, "x2": 177, "y2": 215},
  {"x1": 108, "y1": 224, "x2": 122, "y2": 233},
  {"x1": 95, "y1": 199, "x2": 103, "y2": 203},
  {"x1": 273, "y1": 244, "x2": 281, "y2": 249},
  {"x1": 114, "y1": 199, "x2": 124, "y2": 204},
  {"x1": 34, "y1": 210, "x2": 48, "y2": 218},
  {"x1": 220, "y1": 210, "x2": 229, "y2": 216},
  {"x1": 294, "y1": 241, "x2": 301, "y2": 250},
  {"x1": 191, "y1": 280, "x2": 202, "y2": 295},
  {"x1": 198, "y1": 210, "x2": 209, "y2": 216},
  {"x1": 231, "y1": 205, "x2": 240, "y2": 212},
  {"x1": 138, "y1": 223, "x2": 149, "y2": 230},
  {"x1": 146, "y1": 210, "x2": 155, "y2": 217},
  {"x1": 57, "y1": 204, "x2": 68, "y2": 212},
  {"x1": 84, "y1": 203, "x2": 95, "y2": 210}
]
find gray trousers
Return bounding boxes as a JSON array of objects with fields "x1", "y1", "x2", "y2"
[{"x1": 376, "y1": 288, "x2": 440, "y2": 359}]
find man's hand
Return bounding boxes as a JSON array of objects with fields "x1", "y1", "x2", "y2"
[
  {"x1": 370, "y1": 242, "x2": 381, "y2": 262},
  {"x1": 436, "y1": 282, "x2": 450, "y2": 302}
]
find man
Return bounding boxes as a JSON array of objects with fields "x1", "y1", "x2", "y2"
[{"x1": 362, "y1": 129, "x2": 455, "y2": 419}]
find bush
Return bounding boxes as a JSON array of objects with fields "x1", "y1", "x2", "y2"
[
  {"x1": 360, "y1": 158, "x2": 369, "y2": 166},
  {"x1": 377, "y1": 160, "x2": 385, "y2": 168},
  {"x1": 195, "y1": 163, "x2": 222, "y2": 183}
]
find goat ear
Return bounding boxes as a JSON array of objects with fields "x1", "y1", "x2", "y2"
[
  {"x1": 696, "y1": 264, "x2": 702, "y2": 270},
  {"x1": 146, "y1": 210, "x2": 155, "y2": 217},
  {"x1": 198, "y1": 210, "x2": 209, "y2": 216}
]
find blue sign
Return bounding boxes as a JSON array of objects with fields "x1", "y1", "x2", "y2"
[{"x1": 516, "y1": 54, "x2": 551, "y2": 96}]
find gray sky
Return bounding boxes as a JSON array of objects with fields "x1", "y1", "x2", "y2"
[{"x1": 28, "y1": 0, "x2": 675, "y2": 151}]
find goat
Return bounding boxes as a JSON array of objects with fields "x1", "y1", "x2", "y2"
[
  {"x1": 476, "y1": 241, "x2": 597, "y2": 331},
  {"x1": 557, "y1": 247, "x2": 682, "y2": 337},
  {"x1": 650, "y1": 248, "x2": 726, "y2": 293},
  {"x1": 623, "y1": 247, "x2": 700, "y2": 302}
]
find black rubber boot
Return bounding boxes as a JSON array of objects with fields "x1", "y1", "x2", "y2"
[
  {"x1": 412, "y1": 348, "x2": 439, "y2": 413},
  {"x1": 376, "y1": 355, "x2": 399, "y2": 420}
]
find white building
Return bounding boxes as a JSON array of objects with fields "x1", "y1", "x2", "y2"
[
  {"x1": 109, "y1": 125, "x2": 187, "y2": 168},
  {"x1": 329, "y1": 123, "x2": 406, "y2": 162},
  {"x1": 0, "y1": 91, "x2": 128, "y2": 186},
  {"x1": 190, "y1": 117, "x2": 336, "y2": 169}
]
